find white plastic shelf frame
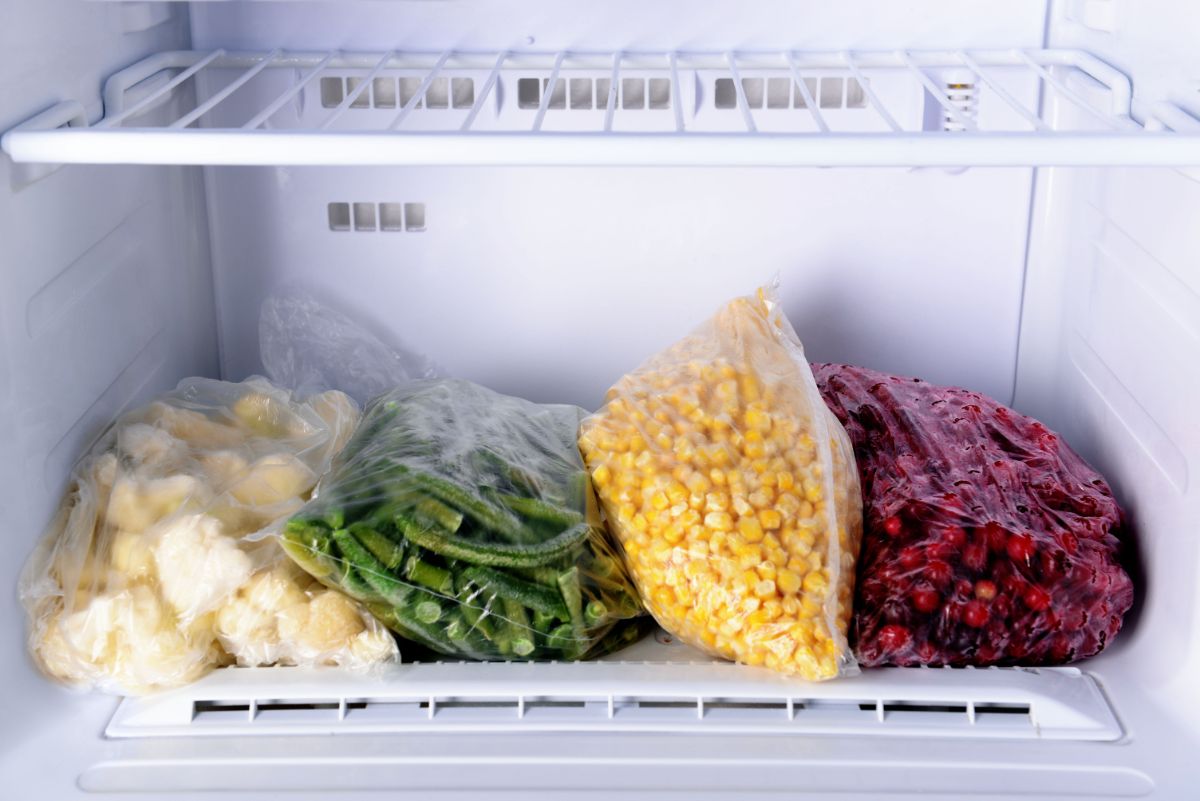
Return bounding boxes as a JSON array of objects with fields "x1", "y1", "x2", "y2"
[
  {"x1": 107, "y1": 635, "x2": 1122, "y2": 742},
  {"x1": 5, "y1": 48, "x2": 1200, "y2": 166}
]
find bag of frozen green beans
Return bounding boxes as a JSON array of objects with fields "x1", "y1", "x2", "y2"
[{"x1": 281, "y1": 379, "x2": 647, "y2": 660}]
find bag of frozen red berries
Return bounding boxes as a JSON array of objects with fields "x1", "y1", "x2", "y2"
[{"x1": 814, "y1": 364, "x2": 1134, "y2": 667}]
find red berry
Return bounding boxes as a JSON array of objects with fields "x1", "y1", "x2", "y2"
[
  {"x1": 898, "y1": 545, "x2": 924, "y2": 570},
  {"x1": 877, "y1": 624, "x2": 911, "y2": 652},
  {"x1": 974, "y1": 580, "x2": 997, "y2": 600},
  {"x1": 984, "y1": 523, "x2": 1008, "y2": 552},
  {"x1": 943, "y1": 526, "x2": 967, "y2": 547},
  {"x1": 1007, "y1": 533, "x2": 1036, "y2": 563},
  {"x1": 1023, "y1": 587, "x2": 1051, "y2": 612},
  {"x1": 883, "y1": 516, "x2": 903, "y2": 537},
  {"x1": 926, "y1": 560, "x2": 953, "y2": 586},
  {"x1": 911, "y1": 586, "x2": 940, "y2": 613},
  {"x1": 963, "y1": 600, "x2": 989, "y2": 628},
  {"x1": 927, "y1": 541, "x2": 956, "y2": 561},
  {"x1": 963, "y1": 542, "x2": 988, "y2": 571}
]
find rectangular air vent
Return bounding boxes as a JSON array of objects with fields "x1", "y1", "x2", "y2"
[
  {"x1": 320, "y1": 76, "x2": 475, "y2": 110},
  {"x1": 107, "y1": 657, "x2": 1122, "y2": 742},
  {"x1": 714, "y1": 76, "x2": 867, "y2": 110},
  {"x1": 517, "y1": 76, "x2": 670, "y2": 111},
  {"x1": 327, "y1": 202, "x2": 425, "y2": 232}
]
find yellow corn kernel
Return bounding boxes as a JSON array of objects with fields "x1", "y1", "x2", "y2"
[
  {"x1": 756, "y1": 560, "x2": 777, "y2": 581},
  {"x1": 685, "y1": 471, "x2": 711, "y2": 494},
  {"x1": 709, "y1": 468, "x2": 727, "y2": 485},
  {"x1": 670, "y1": 502, "x2": 688, "y2": 518},
  {"x1": 709, "y1": 530, "x2": 728, "y2": 553},
  {"x1": 662, "y1": 523, "x2": 686, "y2": 544},
  {"x1": 748, "y1": 489, "x2": 772, "y2": 508},
  {"x1": 754, "y1": 579, "x2": 776, "y2": 599},
  {"x1": 592, "y1": 464, "x2": 612, "y2": 487},
  {"x1": 679, "y1": 508, "x2": 701, "y2": 528},
  {"x1": 632, "y1": 514, "x2": 649, "y2": 533},
  {"x1": 804, "y1": 482, "x2": 823, "y2": 504},
  {"x1": 738, "y1": 516, "x2": 764, "y2": 543},
  {"x1": 650, "y1": 491, "x2": 670, "y2": 511},
  {"x1": 776, "y1": 471, "x2": 795, "y2": 491},
  {"x1": 759, "y1": 508, "x2": 782, "y2": 530},
  {"x1": 704, "y1": 511, "x2": 733, "y2": 531},
  {"x1": 705, "y1": 492, "x2": 729, "y2": 512},
  {"x1": 744, "y1": 405, "x2": 771, "y2": 432},
  {"x1": 777, "y1": 568, "x2": 802, "y2": 594},
  {"x1": 803, "y1": 570, "x2": 829, "y2": 595}
]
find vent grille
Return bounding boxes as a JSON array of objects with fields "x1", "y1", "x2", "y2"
[
  {"x1": 715, "y1": 76, "x2": 868, "y2": 110},
  {"x1": 517, "y1": 76, "x2": 672, "y2": 111},
  {"x1": 108, "y1": 659, "x2": 1122, "y2": 742},
  {"x1": 320, "y1": 76, "x2": 476, "y2": 110},
  {"x1": 328, "y1": 201, "x2": 425, "y2": 232},
  {"x1": 943, "y1": 81, "x2": 979, "y2": 131}
]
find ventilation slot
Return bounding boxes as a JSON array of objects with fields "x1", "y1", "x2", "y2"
[
  {"x1": 715, "y1": 76, "x2": 862, "y2": 111},
  {"x1": 319, "y1": 76, "x2": 476, "y2": 109},
  {"x1": 943, "y1": 81, "x2": 979, "y2": 131},
  {"x1": 328, "y1": 202, "x2": 426, "y2": 232},
  {"x1": 517, "y1": 76, "x2": 669, "y2": 111}
]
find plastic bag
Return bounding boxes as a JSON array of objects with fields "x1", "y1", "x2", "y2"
[
  {"x1": 579, "y1": 285, "x2": 863, "y2": 679},
  {"x1": 813, "y1": 363, "x2": 1134, "y2": 667},
  {"x1": 260, "y1": 286, "x2": 441, "y2": 406},
  {"x1": 19, "y1": 377, "x2": 398, "y2": 694},
  {"x1": 282, "y1": 378, "x2": 647, "y2": 661}
]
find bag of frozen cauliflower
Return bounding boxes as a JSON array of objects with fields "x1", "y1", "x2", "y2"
[
  {"x1": 579, "y1": 284, "x2": 863, "y2": 679},
  {"x1": 19, "y1": 377, "x2": 398, "y2": 695}
]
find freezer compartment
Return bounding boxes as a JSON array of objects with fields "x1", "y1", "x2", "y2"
[{"x1": 5, "y1": 47, "x2": 1199, "y2": 167}]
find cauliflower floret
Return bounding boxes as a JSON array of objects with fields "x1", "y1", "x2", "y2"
[
  {"x1": 109, "y1": 530, "x2": 156, "y2": 580},
  {"x1": 117, "y1": 424, "x2": 187, "y2": 469},
  {"x1": 198, "y1": 450, "x2": 250, "y2": 489},
  {"x1": 153, "y1": 514, "x2": 253, "y2": 620},
  {"x1": 347, "y1": 626, "x2": 399, "y2": 667},
  {"x1": 228, "y1": 454, "x2": 317, "y2": 507},
  {"x1": 144, "y1": 402, "x2": 244, "y2": 450},
  {"x1": 215, "y1": 563, "x2": 309, "y2": 665},
  {"x1": 307, "y1": 390, "x2": 360, "y2": 457},
  {"x1": 277, "y1": 590, "x2": 365, "y2": 657},
  {"x1": 231, "y1": 391, "x2": 314, "y2": 439},
  {"x1": 106, "y1": 474, "x2": 210, "y2": 532}
]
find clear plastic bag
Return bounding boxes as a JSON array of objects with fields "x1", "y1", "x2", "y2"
[
  {"x1": 813, "y1": 363, "x2": 1134, "y2": 667},
  {"x1": 19, "y1": 377, "x2": 398, "y2": 695},
  {"x1": 579, "y1": 285, "x2": 863, "y2": 679},
  {"x1": 260, "y1": 286, "x2": 441, "y2": 406},
  {"x1": 281, "y1": 379, "x2": 648, "y2": 661}
]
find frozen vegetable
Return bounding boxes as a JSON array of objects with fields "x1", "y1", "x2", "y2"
[
  {"x1": 282, "y1": 378, "x2": 647, "y2": 661},
  {"x1": 579, "y1": 286, "x2": 863, "y2": 679},
  {"x1": 813, "y1": 363, "x2": 1135, "y2": 667},
  {"x1": 19, "y1": 377, "x2": 397, "y2": 695}
]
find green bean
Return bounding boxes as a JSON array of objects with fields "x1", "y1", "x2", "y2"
[
  {"x1": 404, "y1": 553, "x2": 454, "y2": 595},
  {"x1": 494, "y1": 493, "x2": 584, "y2": 530},
  {"x1": 398, "y1": 517, "x2": 590, "y2": 569},
  {"x1": 462, "y1": 566, "x2": 569, "y2": 619},
  {"x1": 349, "y1": 523, "x2": 406, "y2": 571}
]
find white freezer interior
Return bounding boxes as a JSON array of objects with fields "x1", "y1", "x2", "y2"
[{"x1": 1, "y1": 0, "x2": 1199, "y2": 797}]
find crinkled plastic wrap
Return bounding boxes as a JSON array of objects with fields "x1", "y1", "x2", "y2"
[
  {"x1": 813, "y1": 363, "x2": 1134, "y2": 667},
  {"x1": 579, "y1": 286, "x2": 863, "y2": 679},
  {"x1": 282, "y1": 379, "x2": 648, "y2": 661},
  {"x1": 19, "y1": 377, "x2": 398, "y2": 695},
  {"x1": 260, "y1": 287, "x2": 441, "y2": 405}
]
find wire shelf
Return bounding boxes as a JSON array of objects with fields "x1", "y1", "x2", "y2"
[{"x1": 4, "y1": 48, "x2": 1199, "y2": 166}]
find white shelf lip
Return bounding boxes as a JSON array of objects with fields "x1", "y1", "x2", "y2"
[
  {"x1": 7, "y1": 129, "x2": 1199, "y2": 167},
  {"x1": 4, "y1": 46, "x2": 1199, "y2": 167},
  {"x1": 105, "y1": 660, "x2": 1123, "y2": 742}
]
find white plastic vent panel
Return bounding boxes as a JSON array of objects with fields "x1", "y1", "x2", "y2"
[
  {"x1": 108, "y1": 646, "x2": 1122, "y2": 742},
  {"x1": 4, "y1": 48, "x2": 1199, "y2": 166}
]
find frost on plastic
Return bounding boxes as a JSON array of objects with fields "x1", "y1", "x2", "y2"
[
  {"x1": 19, "y1": 377, "x2": 398, "y2": 695},
  {"x1": 260, "y1": 287, "x2": 441, "y2": 405},
  {"x1": 814, "y1": 364, "x2": 1134, "y2": 667},
  {"x1": 579, "y1": 285, "x2": 863, "y2": 680},
  {"x1": 282, "y1": 379, "x2": 648, "y2": 661}
]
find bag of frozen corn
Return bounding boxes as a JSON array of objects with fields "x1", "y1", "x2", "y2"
[
  {"x1": 19, "y1": 377, "x2": 398, "y2": 695},
  {"x1": 579, "y1": 284, "x2": 863, "y2": 679}
]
